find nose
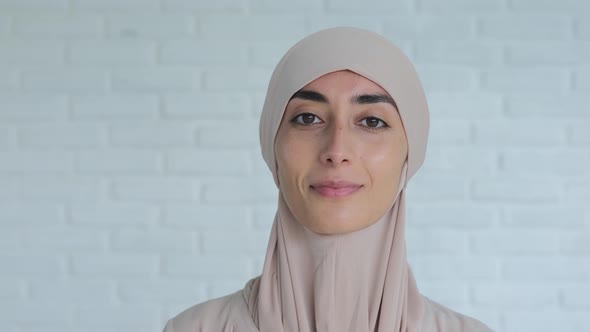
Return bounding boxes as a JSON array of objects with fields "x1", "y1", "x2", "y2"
[{"x1": 319, "y1": 124, "x2": 351, "y2": 167}]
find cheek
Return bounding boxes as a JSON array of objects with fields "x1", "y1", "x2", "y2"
[{"x1": 275, "y1": 133, "x2": 314, "y2": 185}]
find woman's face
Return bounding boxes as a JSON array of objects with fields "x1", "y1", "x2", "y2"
[{"x1": 274, "y1": 70, "x2": 408, "y2": 235}]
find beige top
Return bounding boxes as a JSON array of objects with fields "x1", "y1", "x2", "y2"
[{"x1": 163, "y1": 27, "x2": 493, "y2": 331}]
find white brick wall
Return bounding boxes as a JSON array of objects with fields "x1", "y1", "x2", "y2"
[{"x1": 0, "y1": 1, "x2": 588, "y2": 331}]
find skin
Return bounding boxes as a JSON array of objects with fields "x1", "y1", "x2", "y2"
[{"x1": 274, "y1": 70, "x2": 409, "y2": 235}]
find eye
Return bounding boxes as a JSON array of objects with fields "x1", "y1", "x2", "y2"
[
  {"x1": 292, "y1": 113, "x2": 323, "y2": 125},
  {"x1": 359, "y1": 116, "x2": 388, "y2": 129}
]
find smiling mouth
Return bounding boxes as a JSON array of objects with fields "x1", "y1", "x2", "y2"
[{"x1": 310, "y1": 185, "x2": 363, "y2": 198}]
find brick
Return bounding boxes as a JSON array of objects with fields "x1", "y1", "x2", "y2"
[
  {"x1": 71, "y1": 254, "x2": 158, "y2": 277},
  {"x1": 198, "y1": 120, "x2": 258, "y2": 148},
  {"x1": 411, "y1": 256, "x2": 497, "y2": 280},
  {"x1": 76, "y1": 149, "x2": 161, "y2": 173},
  {"x1": 0, "y1": 16, "x2": 9, "y2": 37},
  {"x1": 0, "y1": 0, "x2": 68, "y2": 10},
  {"x1": 22, "y1": 69, "x2": 108, "y2": 93},
  {"x1": 112, "y1": 176, "x2": 196, "y2": 201},
  {"x1": 0, "y1": 151, "x2": 73, "y2": 173},
  {"x1": 162, "y1": 203, "x2": 251, "y2": 230},
  {"x1": 200, "y1": 15, "x2": 307, "y2": 41},
  {"x1": 474, "y1": 119, "x2": 567, "y2": 146},
  {"x1": 417, "y1": 282, "x2": 469, "y2": 308},
  {"x1": 166, "y1": 149, "x2": 250, "y2": 175},
  {"x1": 507, "y1": 42, "x2": 590, "y2": 66},
  {"x1": 0, "y1": 40, "x2": 64, "y2": 64},
  {"x1": 29, "y1": 279, "x2": 113, "y2": 303},
  {"x1": 504, "y1": 311, "x2": 589, "y2": 332},
  {"x1": 19, "y1": 124, "x2": 106, "y2": 148},
  {"x1": 71, "y1": 95, "x2": 158, "y2": 121},
  {"x1": 0, "y1": 278, "x2": 25, "y2": 299},
  {"x1": 574, "y1": 67, "x2": 590, "y2": 91},
  {"x1": 414, "y1": 41, "x2": 499, "y2": 66},
  {"x1": 201, "y1": 176, "x2": 277, "y2": 204},
  {"x1": 0, "y1": 229, "x2": 20, "y2": 250},
  {"x1": 163, "y1": 93, "x2": 250, "y2": 119},
  {"x1": 414, "y1": 65, "x2": 477, "y2": 92},
  {"x1": 561, "y1": 286, "x2": 590, "y2": 310},
  {"x1": 510, "y1": 0, "x2": 590, "y2": 12},
  {"x1": 408, "y1": 203, "x2": 495, "y2": 229},
  {"x1": 561, "y1": 233, "x2": 590, "y2": 255},
  {"x1": 472, "y1": 284, "x2": 558, "y2": 309},
  {"x1": 430, "y1": 91, "x2": 505, "y2": 119},
  {"x1": 110, "y1": 68, "x2": 196, "y2": 93},
  {"x1": 579, "y1": 20, "x2": 590, "y2": 39},
  {"x1": 252, "y1": 205, "x2": 276, "y2": 229},
  {"x1": 163, "y1": 255, "x2": 250, "y2": 279},
  {"x1": 406, "y1": 229, "x2": 468, "y2": 254},
  {"x1": 506, "y1": 94, "x2": 589, "y2": 117},
  {"x1": 208, "y1": 279, "x2": 248, "y2": 299},
  {"x1": 502, "y1": 258, "x2": 590, "y2": 281},
  {"x1": 0, "y1": 127, "x2": 16, "y2": 148},
  {"x1": 471, "y1": 231, "x2": 559, "y2": 255},
  {"x1": 110, "y1": 121, "x2": 194, "y2": 147},
  {"x1": 385, "y1": 16, "x2": 475, "y2": 41},
  {"x1": 12, "y1": 14, "x2": 102, "y2": 37},
  {"x1": 505, "y1": 206, "x2": 587, "y2": 229},
  {"x1": 161, "y1": 40, "x2": 248, "y2": 65},
  {"x1": 21, "y1": 176, "x2": 106, "y2": 201},
  {"x1": 106, "y1": 14, "x2": 193, "y2": 38},
  {"x1": 68, "y1": 40, "x2": 155, "y2": 65},
  {"x1": 471, "y1": 178, "x2": 559, "y2": 203},
  {"x1": 483, "y1": 68, "x2": 569, "y2": 93},
  {"x1": 202, "y1": 67, "x2": 271, "y2": 92},
  {"x1": 570, "y1": 120, "x2": 590, "y2": 145},
  {"x1": 405, "y1": 175, "x2": 467, "y2": 202},
  {"x1": 326, "y1": 0, "x2": 411, "y2": 12},
  {"x1": 0, "y1": 202, "x2": 64, "y2": 228},
  {"x1": 418, "y1": 0, "x2": 504, "y2": 12},
  {"x1": 0, "y1": 94, "x2": 68, "y2": 121},
  {"x1": 428, "y1": 119, "x2": 471, "y2": 146},
  {"x1": 202, "y1": 230, "x2": 268, "y2": 255},
  {"x1": 162, "y1": 0, "x2": 244, "y2": 11},
  {"x1": 76, "y1": 304, "x2": 159, "y2": 328},
  {"x1": 0, "y1": 68, "x2": 18, "y2": 91},
  {"x1": 111, "y1": 229, "x2": 194, "y2": 253},
  {"x1": 421, "y1": 147, "x2": 496, "y2": 176},
  {"x1": 118, "y1": 280, "x2": 206, "y2": 302},
  {"x1": 0, "y1": 254, "x2": 63, "y2": 276},
  {"x1": 502, "y1": 149, "x2": 590, "y2": 176},
  {"x1": 21, "y1": 229, "x2": 105, "y2": 251},
  {"x1": 72, "y1": 0, "x2": 160, "y2": 11},
  {"x1": 69, "y1": 202, "x2": 159, "y2": 228},
  {"x1": 479, "y1": 15, "x2": 572, "y2": 40},
  {"x1": 3, "y1": 303, "x2": 69, "y2": 324},
  {"x1": 249, "y1": 0, "x2": 321, "y2": 12},
  {"x1": 248, "y1": 41, "x2": 296, "y2": 67}
]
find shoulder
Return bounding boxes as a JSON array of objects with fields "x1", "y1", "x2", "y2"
[
  {"x1": 163, "y1": 290, "x2": 241, "y2": 332},
  {"x1": 421, "y1": 296, "x2": 494, "y2": 332}
]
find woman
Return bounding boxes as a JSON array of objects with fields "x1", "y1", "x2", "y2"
[{"x1": 163, "y1": 27, "x2": 493, "y2": 331}]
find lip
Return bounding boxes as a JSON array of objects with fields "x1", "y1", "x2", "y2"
[{"x1": 310, "y1": 180, "x2": 363, "y2": 198}]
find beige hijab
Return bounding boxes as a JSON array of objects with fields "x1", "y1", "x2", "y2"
[
  {"x1": 162, "y1": 26, "x2": 492, "y2": 332},
  {"x1": 241, "y1": 27, "x2": 491, "y2": 332}
]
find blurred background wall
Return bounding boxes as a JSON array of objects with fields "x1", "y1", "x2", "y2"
[{"x1": 0, "y1": 0, "x2": 589, "y2": 331}]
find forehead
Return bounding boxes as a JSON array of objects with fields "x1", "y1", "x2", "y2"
[{"x1": 300, "y1": 70, "x2": 389, "y2": 95}]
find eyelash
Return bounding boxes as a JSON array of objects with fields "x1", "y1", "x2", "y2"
[{"x1": 290, "y1": 112, "x2": 390, "y2": 131}]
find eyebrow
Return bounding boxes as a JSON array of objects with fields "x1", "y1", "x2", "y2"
[{"x1": 289, "y1": 89, "x2": 397, "y2": 109}]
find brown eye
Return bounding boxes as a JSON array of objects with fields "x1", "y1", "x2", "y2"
[
  {"x1": 360, "y1": 116, "x2": 387, "y2": 129},
  {"x1": 292, "y1": 113, "x2": 322, "y2": 125}
]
